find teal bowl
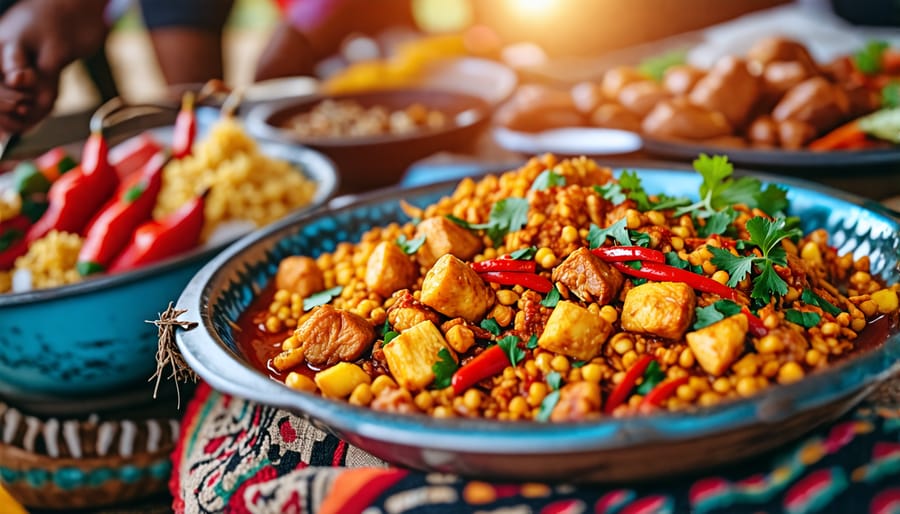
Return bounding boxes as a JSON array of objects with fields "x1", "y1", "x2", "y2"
[
  {"x1": 175, "y1": 167, "x2": 899, "y2": 481},
  {"x1": 0, "y1": 135, "x2": 338, "y2": 405}
]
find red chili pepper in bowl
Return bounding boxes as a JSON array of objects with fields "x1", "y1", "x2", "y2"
[
  {"x1": 742, "y1": 306, "x2": 769, "y2": 338},
  {"x1": 172, "y1": 91, "x2": 197, "y2": 159},
  {"x1": 451, "y1": 344, "x2": 509, "y2": 395},
  {"x1": 639, "y1": 376, "x2": 690, "y2": 413},
  {"x1": 107, "y1": 189, "x2": 208, "y2": 273},
  {"x1": 471, "y1": 258, "x2": 536, "y2": 273},
  {"x1": 592, "y1": 246, "x2": 666, "y2": 263},
  {"x1": 604, "y1": 354, "x2": 654, "y2": 414},
  {"x1": 77, "y1": 150, "x2": 169, "y2": 276},
  {"x1": 479, "y1": 271, "x2": 553, "y2": 293},
  {"x1": 610, "y1": 261, "x2": 742, "y2": 302}
]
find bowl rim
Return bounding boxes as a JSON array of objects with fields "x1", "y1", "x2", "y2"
[
  {"x1": 0, "y1": 137, "x2": 339, "y2": 307},
  {"x1": 175, "y1": 165, "x2": 900, "y2": 455},
  {"x1": 244, "y1": 87, "x2": 493, "y2": 149}
]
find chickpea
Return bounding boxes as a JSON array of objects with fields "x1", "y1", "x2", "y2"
[
  {"x1": 599, "y1": 305, "x2": 618, "y2": 324},
  {"x1": 698, "y1": 392, "x2": 720, "y2": 407},
  {"x1": 349, "y1": 383, "x2": 374, "y2": 406},
  {"x1": 676, "y1": 384, "x2": 696, "y2": 402},
  {"x1": 535, "y1": 352, "x2": 553, "y2": 373},
  {"x1": 496, "y1": 289, "x2": 519, "y2": 306},
  {"x1": 433, "y1": 406, "x2": 455, "y2": 418},
  {"x1": 414, "y1": 391, "x2": 434, "y2": 411},
  {"x1": 285, "y1": 372, "x2": 317, "y2": 393},
  {"x1": 581, "y1": 363, "x2": 603, "y2": 383},
  {"x1": 756, "y1": 335, "x2": 784, "y2": 354},
  {"x1": 274, "y1": 289, "x2": 290, "y2": 303},
  {"x1": 561, "y1": 225, "x2": 579, "y2": 243},
  {"x1": 612, "y1": 336, "x2": 634, "y2": 354},
  {"x1": 871, "y1": 289, "x2": 899, "y2": 313},
  {"x1": 777, "y1": 361, "x2": 805, "y2": 384},
  {"x1": 625, "y1": 209, "x2": 642, "y2": 229},
  {"x1": 550, "y1": 355, "x2": 570, "y2": 373},
  {"x1": 371, "y1": 375, "x2": 397, "y2": 395},
  {"x1": 735, "y1": 376, "x2": 758, "y2": 397},
  {"x1": 712, "y1": 377, "x2": 731, "y2": 394},
  {"x1": 646, "y1": 210, "x2": 666, "y2": 226},
  {"x1": 463, "y1": 389, "x2": 483, "y2": 411},
  {"x1": 528, "y1": 382, "x2": 548, "y2": 406},
  {"x1": 536, "y1": 247, "x2": 558, "y2": 268},
  {"x1": 509, "y1": 396, "x2": 529, "y2": 416}
]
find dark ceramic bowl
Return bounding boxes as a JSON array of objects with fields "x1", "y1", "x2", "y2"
[
  {"x1": 245, "y1": 89, "x2": 492, "y2": 192},
  {"x1": 175, "y1": 167, "x2": 899, "y2": 482}
]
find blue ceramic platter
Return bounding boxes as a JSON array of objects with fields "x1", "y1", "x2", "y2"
[{"x1": 176, "y1": 167, "x2": 900, "y2": 481}]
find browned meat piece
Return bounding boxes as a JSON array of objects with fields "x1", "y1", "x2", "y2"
[
  {"x1": 386, "y1": 290, "x2": 441, "y2": 332},
  {"x1": 294, "y1": 305, "x2": 376, "y2": 366},
  {"x1": 365, "y1": 241, "x2": 418, "y2": 298},
  {"x1": 772, "y1": 77, "x2": 849, "y2": 132},
  {"x1": 617, "y1": 80, "x2": 669, "y2": 117},
  {"x1": 777, "y1": 119, "x2": 817, "y2": 149},
  {"x1": 621, "y1": 282, "x2": 696, "y2": 340},
  {"x1": 844, "y1": 84, "x2": 880, "y2": 118},
  {"x1": 590, "y1": 103, "x2": 642, "y2": 132},
  {"x1": 747, "y1": 116, "x2": 779, "y2": 146},
  {"x1": 538, "y1": 301, "x2": 613, "y2": 361},
  {"x1": 601, "y1": 66, "x2": 647, "y2": 100},
  {"x1": 762, "y1": 61, "x2": 814, "y2": 98},
  {"x1": 746, "y1": 37, "x2": 818, "y2": 73},
  {"x1": 515, "y1": 290, "x2": 551, "y2": 339},
  {"x1": 494, "y1": 84, "x2": 585, "y2": 132},
  {"x1": 688, "y1": 56, "x2": 760, "y2": 127},
  {"x1": 275, "y1": 256, "x2": 324, "y2": 297},
  {"x1": 420, "y1": 254, "x2": 495, "y2": 323},
  {"x1": 662, "y1": 65, "x2": 705, "y2": 96},
  {"x1": 686, "y1": 314, "x2": 748, "y2": 376},
  {"x1": 441, "y1": 318, "x2": 494, "y2": 342},
  {"x1": 570, "y1": 81, "x2": 604, "y2": 114},
  {"x1": 550, "y1": 381, "x2": 602, "y2": 422},
  {"x1": 371, "y1": 387, "x2": 416, "y2": 414},
  {"x1": 552, "y1": 247, "x2": 623, "y2": 305},
  {"x1": 642, "y1": 98, "x2": 732, "y2": 140},
  {"x1": 414, "y1": 216, "x2": 484, "y2": 268}
]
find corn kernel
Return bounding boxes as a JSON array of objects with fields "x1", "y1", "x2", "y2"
[{"x1": 285, "y1": 372, "x2": 317, "y2": 393}]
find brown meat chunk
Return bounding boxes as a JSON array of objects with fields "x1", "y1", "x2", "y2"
[
  {"x1": 662, "y1": 65, "x2": 705, "y2": 96},
  {"x1": 688, "y1": 56, "x2": 760, "y2": 127},
  {"x1": 617, "y1": 80, "x2": 668, "y2": 117},
  {"x1": 762, "y1": 61, "x2": 814, "y2": 98},
  {"x1": 570, "y1": 81, "x2": 604, "y2": 114},
  {"x1": 778, "y1": 119, "x2": 817, "y2": 150},
  {"x1": 494, "y1": 84, "x2": 585, "y2": 132},
  {"x1": 772, "y1": 77, "x2": 849, "y2": 132},
  {"x1": 747, "y1": 37, "x2": 818, "y2": 72},
  {"x1": 275, "y1": 256, "x2": 324, "y2": 297},
  {"x1": 414, "y1": 216, "x2": 484, "y2": 268},
  {"x1": 538, "y1": 301, "x2": 612, "y2": 361},
  {"x1": 365, "y1": 241, "x2": 417, "y2": 298},
  {"x1": 420, "y1": 254, "x2": 495, "y2": 323},
  {"x1": 386, "y1": 290, "x2": 441, "y2": 332},
  {"x1": 642, "y1": 99, "x2": 732, "y2": 140},
  {"x1": 621, "y1": 282, "x2": 696, "y2": 340},
  {"x1": 550, "y1": 381, "x2": 602, "y2": 422},
  {"x1": 748, "y1": 116, "x2": 779, "y2": 146},
  {"x1": 601, "y1": 66, "x2": 647, "y2": 100},
  {"x1": 294, "y1": 305, "x2": 375, "y2": 366},
  {"x1": 552, "y1": 247, "x2": 623, "y2": 305},
  {"x1": 590, "y1": 103, "x2": 642, "y2": 132},
  {"x1": 686, "y1": 314, "x2": 748, "y2": 376}
]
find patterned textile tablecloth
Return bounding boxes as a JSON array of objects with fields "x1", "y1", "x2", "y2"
[{"x1": 172, "y1": 378, "x2": 900, "y2": 514}]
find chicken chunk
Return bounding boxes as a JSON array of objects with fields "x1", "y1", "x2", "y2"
[
  {"x1": 590, "y1": 103, "x2": 642, "y2": 132},
  {"x1": 772, "y1": 77, "x2": 849, "y2": 132},
  {"x1": 642, "y1": 99, "x2": 732, "y2": 140},
  {"x1": 538, "y1": 301, "x2": 612, "y2": 361},
  {"x1": 747, "y1": 116, "x2": 779, "y2": 146},
  {"x1": 746, "y1": 37, "x2": 818, "y2": 73},
  {"x1": 762, "y1": 61, "x2": 813, "y2": 98},
  {"x1": 365, "y1": 241, "x2": 417, "y2": 298},
  {"x1": 550, "y1": 381, "x2": 602, "y2": 422},
  {"x1": 294, "y1": 305, "x2": 375, "y2": 366},
  {"x1": 617, "y1": 80, "x2": 669, "y2": 118},
  {"x1": 601, "y1": 66, "x2": 647, "y2": 100},
  {"x1": 686, "y1": 314, "x2": 749, "y2": 376},
  {"x1": 386, "y1": 290, "x2": 442, "y2": 332},
  {"x1": 552, "y1": 247, "x2": 623, "y2": 305},
  {"x1": 621, "y1": 282, "x2": 696, "y2": 340},
  {"x1": 777, "y1": 119, "x2": 817, "y2": 150},
  {"x1": 275, "y1": 256, "x2": 324, "y2": 297},
  {"x1": 420, "y1": 254, "x2": 495, "y2": 323},
  {"x1": 688, "y1": 56, "x2": 760, "y2": 127},
  {"x1": 382, "y1": 320, "x2": 456, "y2": 391},
  {"x1": 662, "y1": 65, "x2": 705, "y2": 96},
  {"x1": 414, "y1": 217, "x2": 484, "y2": 268}
]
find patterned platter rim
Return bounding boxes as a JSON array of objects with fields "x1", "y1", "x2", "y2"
[{"x1": 176, "y1": 166, "x2": 900, "y2": 458}]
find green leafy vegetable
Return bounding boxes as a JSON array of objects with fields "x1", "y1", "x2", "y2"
[
  {"x1": 859, "y1": 107, "x2": 900, "y2": 144},
  {"x1": 76, "y1": 261, "x2": 104, "y2": 277},
  {"x1": 665, "y1": 251, "x2": 703, "y2": 274},
  {"x1": 636, "y1": 361, "x2": 665, "y2": 395},
  {"x1": 531, "y1": 169, "x2": 566, "y2": 191},
  {"x1": 526, "y1": 334, "x2": 539, "y2": 350},
  {"x1": 801, "y1": 289, "x2": 842, "y2": 316},
  {"x1": 383, "y1": 330, "x2": 400, "y2": 344},
  {"x1": 445, "y1": 214, "x2": 472, "y2": 228},
  {"x1": 628, "y1": 230, "x2": 651, "y2": 248},
  {"x1": 697, "y1": 207, "x2": 738, "y2": 237},
  {"x1": 693, "y1": 299, "x2": 744, "y2": 329},
  {"x1": 854, "y1": 40, "x2": 888, "y2": 75},
  {"x1": 638, "y1": 48, "x2": 687, "y2": 83},
  {"x1": 432, "y1": 348, "x2": 459, "y2": 389},
  {"x1": 884, "y1": 81, "x2": 900, "y2": 108},
  {"x1": 572, "y1": 360, "x2": 587, "y2": 368},
  {"x1": 123, "y1": 185, "x2": 145, "y2": 203},
  {"x1": 499, "y1": 335, "x2": 525, "y2": 367},
  {"x1": 509, "y1": 246, "x2": 537, "y2": 260},
  {"x1": 595, "y1": 183, "x2": 626, "y2": 205},
  {"x1": 588, "y1": 219, "x2": 630, "y2": 248},
  {"x1": 445, "y1": 198, "x2": 530, "y2": 246},
  {"x1": 303, "y1": 286, "x2": 344, "y2": 311},
  {"x1": 546, "y1": 370, "x2": 563, "y2": 390},
  {"x1": 619, "y1": 170, "x2": 652, "y2": 211},
  {"x1": 675, "y1": 154, "x2": 788, "y2": 219},
  {"x1": 541, "y1": 285, "x2": 561, "y2": 308},
  {"x1": 709, "y1": 216, "x2": 802, "y2": 302},
  {"x1": 480, "y1": 318, "x2": 501, "y2": 336},
  {"x1": 785, "y1": 309, "x2": 822, "y2": 329},
  {"x1": 537, "y1": 371, "x2": 564, "y2": 421},
  {"x1": 396, "y1": 234, "x2": 426, "y2": 255},
  {"x1": 596, "y1": 172, "x2": 689, "y2": 211}
]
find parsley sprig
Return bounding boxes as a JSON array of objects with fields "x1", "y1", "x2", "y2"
[
  {"x1": 302, "y1": 286, "x2": 344, "y2": 311},
  {"x1": 531, "y1": 169, "x2": 566, "y2": 191},
  {"x1": 396, "y1": 234, "x2": 425, "y2": 255},
  {"x1": 854, "y1": 40, "x2": 888, "y2": 75},
  {"x1": 498, "y1": 335, "x2": 525, "y2": 367},
  {"x1": 694, "y1": 299, "x2": 743, "y2": 330},
  {"x1": 709, "y1": 216, "x2": 802, "y2": 302},
  {"x1": 537, "y1": 371, "x2": 563, "y2": 422},
  {"x1": 674, "y1": 154, "x2": 788, "y2": 219},
  {"x1": 446, "y1": 197, "x2": 530, "y2": 247},
  {"x1": 432, "y1": 348, "x2": 458, "y2": 389},
  {"x1": 595, "y1": 170, "x2": 689, "y2": 211}
]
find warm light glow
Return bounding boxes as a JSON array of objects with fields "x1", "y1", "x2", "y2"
[{"x1": 506, "y1": 0, "x2": 556, "y2": 17}]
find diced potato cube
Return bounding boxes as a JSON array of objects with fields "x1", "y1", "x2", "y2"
[
  {"x1": 365, "y1": 241, "x2": 418, "y2": 298},
  {"x1": 445, "y1": 324, "x2": 475, "y2": 353},
  {"x1": 285, "y1": 372, "x2": 317, "y2": 393},
  {"x1": 686, "y1": 314, "x2": 749, "y2": 376},
  {"x1": 276, "y1": 256, "x2": 324, "y2": 297},
  {"x1": 415, "y1": 217, "x2": 484, "y2": 268},
  {"x1": 383, "y1": 320, "x2": 456, "y2": 391},
  {"x1": 420, "y1": 254, "x2": 495, "y2": 323},
  {"x1": 871, "y1": 289, "x2": 898, "y2": 314},
  {"x1": 621, "y1": 282, "x2": 696, "y2": 340},
  {"x1": 538, "y1": 301, "x2": 612, "y2": 361},
  {"x1": 314, "y1": 362, "x2": 372, "y2": 398}
]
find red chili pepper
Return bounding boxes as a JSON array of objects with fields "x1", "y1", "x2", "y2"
[
  {"x1": 0, "y1": 215, "x2": 31, "y2": 269},
  {"x1": 471, "y1": 258, "x2": 536, "y2": 273},
  {"x1": 479, "y1": 271, "x2": 553, "y2": 293},
  {"x1": 26, "y1": 130, "x2": 120, "y2": 245},
  {"x1": 592, "y1": 246, "x2": 666, "y2": 263},
  {"x1": 172, "y1": 91, "x2": 197, "y2": 159},
  {"x1": 610, "y1": 261, "x2": 742, "y2": 302},
  {"x1": 604, "y1": 354, "x2": 654, "y2": 414},
  {"x1": 742, "y1": 306, "x2": 768, "y2": 338},
  {"x1": 107, "y1": 189, "x2": 208, "y2": 273},
  {"x1": 639, "y1": 376, "x2": 690, "y2": 413},
  {"x1": 451, "y1": 344, "x2": 509, "y2": 395},
  {"x1": 77, "y1": 150, "x2": 169, "y2": 276},
  {"x1": 109, "y1": 133, "x2": 163, "y2": 179}
]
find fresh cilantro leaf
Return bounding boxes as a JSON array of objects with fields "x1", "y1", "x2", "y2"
[
  {"x1": 884, "y1": 81, "x2": 900, "y2": 108},
  {"x1": 665, "y1": 251, "x2": 690, "y2": 269},
  {"x1": 531, "y1": 169, "x2": 566, "y2": 191},
  {"x1": 431, "y1": 348, "x2": 459, "y2": 389},
  {"x1": 588, "y1": 219, "x2": 630, "y2": 248},
  {"x1": 746, "y1": 216, "x2": 800, "y2": 265},
  {"x1": 697, "y1": 207, "x2": 738, "y2": 237},
  {"x1": 753, "y1": 264, "x2": 789, "y2": 300},
  {"x1": 383, "y1": 331, "x2": 399, "y2": 344},
  {"x1": 595, "y1": 183, "x2": 626, "y2": 205},
  {"x1": 480, "y1": 318, "x2": 501, "y2": 336},
  {"x1": 485, "y1": 198, "x2": 530, "y2": 247},
  {"x1": 509, "y1": 246, "x2": 537, "y2": 260},
  {"x1": 709, "y1": 247, "x2": 755, "y2": 288},
  {"x1": 572, "y1": 360, "x2": 587, "y2": 368},
  {"x1": 801, "y1": 289, "x2": 842, "y2": 316},
  {"x1": 631, "y1": 277, "x2": 648, "y2": 286},
  {"x1": 785, "y1": 309, "x2": 822, "y2": 329},
  {"x1": 676, "y1": 154, "x2": 787, "y2": 219},
  {"x1": 693, "y1": 299, "x2": 743, "y2": 329},
  {"x1": 714, "y1": 299, "x2": 743, "y2": 317},
  {"x1": 526, "y1": 334, "x2": 539, "y2": 350},
  {"x1": 636, "y1": 361, "x2": 665, "y2": 395},
  {"x1": 396, "y1": 234, "x2": 426, "y2": 255},
  {"x1": 854, "y1": 40, "x2": 889, "y2": 75},
  {"x1": 445, "y1": 214, "x2": 472, "y2": 228},
  {"x1": 652, "y1": 194, "x2": 691, "y2": 211},
  {"x1": 755, "y1": 184, "x2": 789, "y2": 217},
  {"x1": 537, "y1": 390, "x2": 560, "y2": 422},
  {"x1": 545, "y1": 370, "x2": 563, "y2": 390},
  {"x1": 619, "y1": 170, "x2": 652, "y2": 211},
  {"x1": 499, "y1": 335, "x2": 525, "y2": 367},
  {"x1": 380, "y1": 320, "x2": 391, "y2": 336},
  {"x1": 541, "y1": 285, "x2": 561, "y2": 308},
  {"x1": 303, "y1": 286, "x2": 344, "y2": 311},
  {"x1": 714, "y1": 176, "x2": 764, "y2": 210},
  {"x1": 628, "y1": 230, "x2": 651, "y2": 247}
]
